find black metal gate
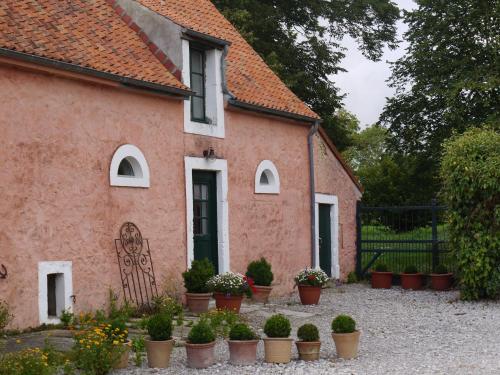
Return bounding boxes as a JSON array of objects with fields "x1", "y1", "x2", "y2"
[
  {"x1": 115, "y1": 222, "x2": 158, "y2": 310},
  {"x1": 356, "y1": 200, "x2": 451, "y2": 277}
]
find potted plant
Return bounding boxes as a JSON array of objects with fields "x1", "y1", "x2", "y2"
[
  {"x1": 144, "y1": 313, "x2": 174, "y2": 368},
  {"x1": 430, "y1": 264, "x2": 453, "y2": 291},
  {"x1": 296, "y1": 323, "x2": 321, "y2": 361},
  {"x1": 294, "y1": 268, "x2": 329, "y2": 305},
  {"x1": 110, "y1": 317, "x2": 131, "y2": 369},
  {"x1": 207, "y1": 272, "x2": 253, "y2": 313},
  {"x1": 185, "y1": 320, "x2": 217, "y2": 369},
  {"x1": 370, "y1": 263, "x2": 393, "y2": 289},
  {"x1": 263, "y1": 314, "x2": 293, "y2": 364},
  {"x1": 400, "y1": 265, "x2": 423, "y2": 290},
  {"x1": 246, "y1": 257, "x2": 274, "y2": 303},
  {"x1": 331, "y1": 314, "x2": 360, "y2": 359},
  {"x1": 182, "y1": 258, "x2": 215, "y2": 313},
  {"x1": 227, "y1": 323, "x2": 259, "y2": 365}
]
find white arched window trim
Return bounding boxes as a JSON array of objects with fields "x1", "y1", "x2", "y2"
[
  {"x1": 110, "y1": 144, "x2": 150, "y2": 188},
  {"x1": 255, "y1": 160, "x2": 280, "y2": 194}
]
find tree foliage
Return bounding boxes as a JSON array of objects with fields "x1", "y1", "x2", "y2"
[
  {"x1": 381, "y1": 0, "x2": 499, "y2": 156},
  {"x1": 212, "y1": 0, "x2": 400, "y2": 150},
  {"x1": 440, "y1": 128, "x2": 500, "y2": 300}
]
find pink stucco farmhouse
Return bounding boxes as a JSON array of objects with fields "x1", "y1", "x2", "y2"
[{"x1": 0, "y1": 0, "x2": 362, "y2": 329}]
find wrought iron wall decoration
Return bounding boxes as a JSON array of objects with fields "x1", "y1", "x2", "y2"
[
  {"x1": 0, "y1": 264, "x2": 6, "y2": 279},
  {"x1": 114, "y1": 222, "x2": 158, "y2": 311}
]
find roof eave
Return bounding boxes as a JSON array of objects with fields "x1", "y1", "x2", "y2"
[
  {"x1": 0, "y1": 48, "x2": 193, "y2": 98},
  {"x1": 228, "y1": 98, "x2": 320, "y2": 125}
]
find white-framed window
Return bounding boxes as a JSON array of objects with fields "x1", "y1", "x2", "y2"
[
  {"x1": 182, "y1": 40, "x2": 225, "y2": 138},
  {"x1": 38, "y1": 261, "x2": 73, "y2": 325},
  {"x1": 110, "y1": 144, "x2": 150, "y2": 188},
  {"x1": 255, "y1": 160, "x2": 280, "y2": 194}
]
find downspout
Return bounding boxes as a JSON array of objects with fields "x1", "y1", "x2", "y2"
[
  {"x1": 221, "y1": 45, "x2": 236, "y2": 99},
  {"x1": 308, "y1": 120, "x2": 320, "y2": 268}
]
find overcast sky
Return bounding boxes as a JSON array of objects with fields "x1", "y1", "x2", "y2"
[{"x1": 334, "y1": 0, "x2": 416, "y2": 127}]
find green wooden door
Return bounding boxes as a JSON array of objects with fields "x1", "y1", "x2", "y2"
[
  {"x1": 192, "y1": 171, "x2": 219, "y2": 273},
  {"x1": 319, "y1": 204, "x2": 332, "y2": 277}
]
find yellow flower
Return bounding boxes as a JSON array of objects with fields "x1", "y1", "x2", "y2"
[
  {"x1": 15, "y1": 339, "x2": 21, "y2": 344},
  {"x1": 113, "y1": 340, "x2": 119, "y2": 345}
]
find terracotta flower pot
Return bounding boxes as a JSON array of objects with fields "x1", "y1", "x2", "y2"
[
  {"x1": 400, "y1": 273, "x2": 423, "y2": 290},
  {"x1": 296, "y1": 341, "x2": 321, "y2": 361},
  {"x1": 114, "y1": 342, "x2": 131, "y2": 369},
  {"x1": 430, "y1": 273, "x2": 453, "y2": 291},
  {"x1": 251, "y1": 285, "x2": 272, "y2": 303},
  {"x1": 213, "y1": 293, "x2": 243, "y2": 313},
  {"x1": 297, "y1": 285, "x2": 322, "y2": 305},
  {"x1": 331, "y1": 331, "x2": 361, "y2": 359},
  {"x1": 185, "y1": 293, "x2": 212, "y2": 313},
  {"x1": 145, "y1": 338, "x2": 174, "y2": 368},
  {"x1": 371, "y1": 271, "x2": 393, "y2": 289},
  {"x1": 228, "y1": 340, "x2": 259, "y2": 365},
  {"x1": 263, "y1": 337, "x2": 293, "y2": 363},
  {"x1": 185, "y1": 341, "x2": 216, "y2": 369}
]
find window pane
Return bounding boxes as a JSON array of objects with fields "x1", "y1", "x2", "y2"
[
  {"x1": 201, "y1": 185, "x2": 208, "y2": 200},
  {"x1": 260, "y1": 171, "x2": 269, "y2": 185},
  {"x1": 118, "y1": 158, "x2": 135, "y2": 176},
  {"x1": 190, "y1": 49, "x2": 203, "y2": 73},
  {"x1": 192, "y1": 97, "x2": 205, "y2": 120},
  {"x1": 191, "y1": 74, "x2": 204, "y2": 96},
  {"x1": 201, "y1": 218, "x2": 208, "y2": 235},
  {"x1": 194, "y1": 184, "x2": 201, "y2": 200},
  {"x1": 200, "y1": 202, "x2": 207, "y2": 218},
  {"x1": 194, "y1": 202, "x2": 202, "y2": 217},
  {"x1": 194, "y1": 217, "x2": 202, "y2": 235}
]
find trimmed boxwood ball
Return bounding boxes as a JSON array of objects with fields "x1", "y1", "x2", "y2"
[
  {"x1": 246, "y1": 257, "x2": 274, "y2": 286},
  {"x1": 434, "y1": 264, "x2": 448, "y2": 274},
  {"x1": 297, "y1": 324, "x2": 319, "y2": 342},
  {"x1": 331, "y1": 315, "x2": 356, "y2": 334},
  {"x1": 229, "y1": 323, "x2": 258, "y2": 341},
  {"x1": 264, "y1": 314, "x2": 291, "y2": 338},
  {"x1": 403, "y1": 265, "x2": 419, "y2": 274},
  {"x1": 188, "y1": 320, "x2": 216, "y2": 344},
  {"x1": 374, "y1": 263, "x2": 389, "y2": 272},
  {"x1": 182, "y1": 258, "x2": 215, "y2": 293},
  {"x1": 147, "y1": 313, "x2": 173, "y2": 341}
]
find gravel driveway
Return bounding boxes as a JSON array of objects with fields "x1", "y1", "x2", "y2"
[{"x1": 118, "y1": 284, "x2": 500, "y2": 375}]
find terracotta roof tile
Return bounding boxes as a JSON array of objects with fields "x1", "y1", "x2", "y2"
[
  {"x1": 138, "y1": 0, "x2": 319, "y2": 120},
  {"x1": 0, "y1": 0, "x2": 186, "y2": 90}
]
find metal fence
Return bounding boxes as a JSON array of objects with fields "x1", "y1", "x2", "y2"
[{"x1": 356, "y1": 200, "x2": 452, "y2": 277}]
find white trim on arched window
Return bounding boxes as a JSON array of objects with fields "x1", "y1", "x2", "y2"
[
  {"x1": 255, "y1": 160, "x2": 280, "y2": 194},
  {"x1": 110, "y1": 144, "x2": 150, "y2": 188}
]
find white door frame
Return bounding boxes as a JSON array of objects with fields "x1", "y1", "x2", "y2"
[
  {"x1": 184, "y1": 156, "x2": 229, "y2": 272},
  {"x1": 314, "y1": 193, "x2": 340, "y2": 279},
  {"x1": 38, "y1": 261, "x2": 73, "y2": 325}
]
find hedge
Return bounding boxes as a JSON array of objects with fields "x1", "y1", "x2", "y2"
[{"x1": 440, "y1": 128, "x2": 500, "y2": 300}]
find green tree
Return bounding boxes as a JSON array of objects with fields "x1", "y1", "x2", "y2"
[
  {"x1": 212, "y1": 0, "x2": 400, "y2": 151},
  {"x1": 343, "y1": 124, "x2": 386, "y2": 171},
  {"x1": 380, "y1": 0, "x2": 499, "y2": 188}
]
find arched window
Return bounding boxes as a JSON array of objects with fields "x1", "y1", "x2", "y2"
[
  {"x1": 110, "y1": 144, "x2": 150, "y2": 188},
  {"x1": 255, "y1": 160, "x2": 280, "y2": 194}
]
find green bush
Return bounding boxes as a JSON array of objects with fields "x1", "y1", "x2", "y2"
[
  {"x1": 373, "y1": 263, "x2": 389, "y2": 272},
  {"x1": 331, "y1": 315, "x2": 356, "y2": 334},
  {"x1": 59, "y1": 309, "x2": 74, "y2": 328},
  {"x1": 182, "y1": 258, "x2": 215, "y2": 293},
  {"x1": 246, "y1": 258, "x2": 274, "y2": 286},
  {"x1": 403, "y1": 265, "x2": 418, "y2": 274},
  {"x1": 434, "y1": 264, "x2": 449, "y2": 274},
  {"x1": 199, "y1": 309, "x2": 241, "y2": 338},
  {"x1": 229, "y1": 323, "x2": 258, "y2": 341},
  {"x1": 263, "y1": 314, "x2": 291, "y2": 338},
  {"x1": 147, "y1": 313, "x2": 172, "y2": 341},
  {"x1": 0, "y1": 300, "x2": 12, "y2": 332},
  {"x1": 297, "y1": 324, "x2": 319, "y2": 342},
  {"x1": 440, "y1": 128, "x2": 500, "y2": 300},
  {"x1": 347, "y1": 272, "x2": 358, "y2": 283},
  {"x1": 188, "y1": 321, "x2": 216, "y2": 344}
]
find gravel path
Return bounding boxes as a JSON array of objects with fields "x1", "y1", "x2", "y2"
[{"x1": 117, "y1": 284, "x2": 500, "y2": 375}]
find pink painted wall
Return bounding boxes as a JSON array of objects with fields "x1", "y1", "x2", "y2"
[
  {"x1": 314, "y1": 134, "x2": 362, "y2": 280},
  {"x1": 0, "y1": 64, "x2": 315, "y2": 328}
]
